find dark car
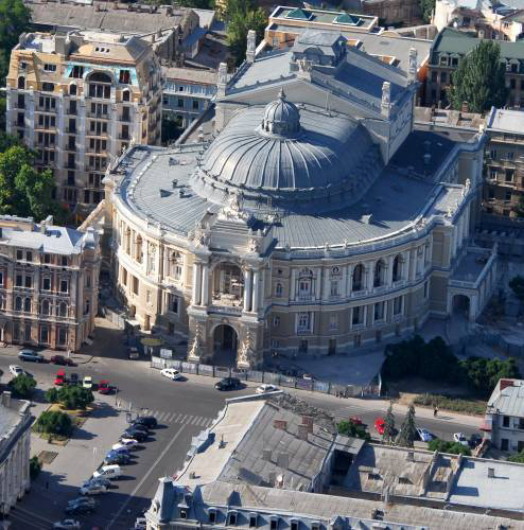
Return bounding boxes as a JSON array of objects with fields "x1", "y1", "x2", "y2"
[
  {"x1": 50, "y1": 355, "x2": 74, "y2": 366},
  {"x1": 104, "y1": 451, "x2": 131, "y2": 465},
  {"x1": 65, "y1": 503, "x2": 95, "y2": 515},
  {"x1": 214, "y1": 377, "x2": 243, "y2": 391},
  {"x1": 124, "y1": 428, "x2": 148, "y2": 442},
  {"x1": 133, "y1": 416, "x2": 157, "y2": 429},
  {"x1": 468, "y1": 433, "x2": 483, "y2": 448},
  {"x1": 69, "y1": 373, "x2": 80, "y2": 386},
  {"x1": 128, "y1": 423, "x2": 149, "y2": 434}
]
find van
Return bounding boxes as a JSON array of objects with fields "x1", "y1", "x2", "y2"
[{"x1": 93, "y1": 464, "x2": 122, "y2": 480}]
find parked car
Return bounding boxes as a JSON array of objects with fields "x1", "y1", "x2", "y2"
[
  {"x1": 416, "y1": 428, "x2": 436, "y2": 442},
  {"x1": 82, "y1": 477, "x2": 111, "y2": 489},
  {"x1": 134, "y1": 517, "x2": 147, "y2": 530},
  {"x1": 82, "y1": 375, "x2": 93, "y2": 389},
  {"x1": 79, "y1": 483, "x2": 107, "y2": 496},
  {"x1": 256, "y1": 384, "x2": 279, "y2": 394},
  {"x1": 104, "y1": 450, "x2": 131, "y2": 465},
  {"x1": 214, "y1": 377, "x2": 243, "y2": 391},
  {"x1": 128, "y1": 423, "x2": 149, "y2": 433},
  {"x1": 98, "y1": 379, "x2": 113, "y2": 394},
  {"x1": 132, "y1": 416, "x2": 158, "y2": 429},
  {"x1": 114, "y1": 439, "x2": 139, "y2": 451},
  {"x1": 52, "y1": 519, "x2": 81, "y2": 529},
  {"x1": 92, "y1": 464, "x2": 122, "y2": 480},
  {"x1": 55, "y1": 369, "x2": 67, "y2": 386},
  {"x1": 128, "y1": 347, "x2": 140, "y2": 359},
  {"x1": 9, "y1": 365, "x2": 24, "y2": 377},
  {"x1": 50, "y1": 355, "x2": 74, "y2": 366},
  {"x1": 18, "y1": 349, "x2": 44, "y2": 363},
  {"x1": 123, "y1": 428, "x2": 148, "y2": 442},
  {"x1": 374, "y1": 417, "x2": 386, "y2": 436},
  {"x1": 69, "y1": 373, "x2": 80, "y2": 386},
  {"x1": 469, "y1": 433, "x2": 483, "y2": 448},
  {"x1": 160, "y1": 368, "x2": 183, "y2": 381},
  {"x1": 349, "y1": 416, "x2": 364, "y2": 426},
  {"x1": 108, "y1": 445, "x2": 130, "y2": 456},
  {"x1": 453, "y1": 432, "x2": 469, "y2": 447},
  {"x1": 67, "y1": 497, "x2": 96, "y2": 508},
  {"x1": 64, "y1": 503, "x2": 95, "y2": 515}
]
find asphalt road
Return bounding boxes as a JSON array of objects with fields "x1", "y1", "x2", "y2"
[{"x1": 0, "y1": 344, "x2": 483, "y2": 530}]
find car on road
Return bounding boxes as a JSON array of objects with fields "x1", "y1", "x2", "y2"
[
  {"x1": 256, "y1": 384, "x2": 279, "y2": 394},
  {"x1": 349, "y1": 416, "x2": 364, "y2": 426},
  {"x1": 160, "y1": 368, "x2": 183, "y2": 381},
  {"x1": 114, "y1": 439, "x2": 139, "y2": 450},
  {"x1": 416, "y1": 428, "x2": 436, "y2": 442},
  {"x1": 214, "y1": 377, "x2": 243, "y2": 391},
  {"x1": 132, "y1": 416, "x2": 158, "y2": 429},
  {"x1": 54, "y1": 369, "x2": 66, "y2": 386},
  {"x1": 93, "y1": 464, "x2": 123, "y2": 480},
  {"x1": 50, "y1": 355, "x2": 74, "y2": 366},
  {"x1": 123, "y1": 427, "x2": 148, "y2": 442},
  {"x1": 18, "y1": 349, "x2": 44, "y2": 363},
  {"x1": 69, "y1": 373, "x2": 80, "y2": 386},
  {"x1": 104, "y1": 450, "x2": 131, "y2": 465},
  {"x1": 98, "y1": 379, "x2": 113, "y2": 394},
  {"x1": 79, "y1": 483, "x2": 107, "y2": 495},
  {"x1": 108, "y1": 445, "x2": 130, "y2": 456},
  {"x1": 67, "y1": 497, "x2": 96, "y2": 508},
  {"x1": 82, "y1": 375, "x2": 93, "y2": 389},
  {"x1": 9, "y1": 365, "x2": 24, "y2": 377},
  {"x1": 374, "y1": 417, "x2": 385, "y2": 436},
  {"x1": 64, "y1": 503, "x2": 95, "y2": 515},
  {"x1": 453, "y1": 432, "x2": 469, "y2": 446},
  {"x1": 469, "y1": 433, "x2": 482, "y2": 448},
  {"x1": 82, "y1": 477, "x2": 111, "y2": 489},
  {"x1": 52, "y1": 519, "x2": 81, "y2": 529}
]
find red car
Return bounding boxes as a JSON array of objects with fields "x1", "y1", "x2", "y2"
[
  {"x1": 350, "y1": 416, "x2": 363, "y2": 426},
  {"x1": 98, "y1": 380, "x2": 113, "y2": 394},
  {"x1": 50, "y1": 355, "x2": 74, "y2": 366},
  {"x1": 54, "y1": 369, "x2": 66, "y2": 386},
  {"x1": 374, "y1": 417, "x2": 385, "y2": 436}
]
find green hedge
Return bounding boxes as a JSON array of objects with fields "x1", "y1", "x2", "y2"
[{"x1": 413, "y1": 393, "x2": 486, "y2": 416}]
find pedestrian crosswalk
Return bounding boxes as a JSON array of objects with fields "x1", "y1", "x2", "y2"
[{"x1": 126, "y1": 407, "x2": 214, "y2": 428}]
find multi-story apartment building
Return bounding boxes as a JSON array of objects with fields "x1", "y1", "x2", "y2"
[
  {"x1": 0, "y1": 215, "x2": 100, "y2": 351},
  {"x1": 484, "y1": 107, "x2": 524, "y2": 219},
  {"x1": 484, "y1": 378, "x2": 524, "y2": 453},
  {"x1": 426, "y1": 28, "x2": 524, "y2": 108},
  {"x1": 0, "y1": 393, "x2": 32, "y2": 523},
  {"x1": 5, "y1": 31, "x2": 162, "y2": 218},
  {"x1": 162, "y1": 67, "x2": 217, "y2": 129}
]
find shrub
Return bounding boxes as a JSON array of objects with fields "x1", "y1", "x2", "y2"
[
  {"x1": 337, "y1": 420, "x2": 370, "y2": 442},
  {"x1": 45, "y1": 387, "x2": 59, "y2": 404},
  {"x1": 413, "y1": 394, "x2": 486, "y2": 415},
  {"x1": 428, "y1": 439, "x2": 471, "y2": 456},
  {"x1": 508, "y1": 451, "x2": 524, "y2": 463},
  {"x1": 29, "y1": 455, "x2": 41, "y2": 480},
  {"x1": 46, "y1": 386, "x2": 94, "y2": 410},
  {"x1": 34, "y1": 410, "x2": 73, "y2": 437},
  {"x1": 8, "y1": 374, "x2": 36, "y2": 398}
]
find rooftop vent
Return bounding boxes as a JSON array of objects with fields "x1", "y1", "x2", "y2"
[{"x1": 488, "y1": 467, "x2": 495, "y2": 478}]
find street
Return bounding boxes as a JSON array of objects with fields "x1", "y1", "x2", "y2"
[{"x1": 0, "y1": 323, "x2": 484, "y2": 530}]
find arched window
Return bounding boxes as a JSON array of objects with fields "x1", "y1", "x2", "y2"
[
  {"x1": 122, "y1": 89, "x2": 130, "y2": 102},
  {"x1": 298, "y1": 268, "x2": 313, "y2": 298},
  {"x1": 18, "y1": 76, "x2": 25, "y2": 89},
  {"x1": 42, "y1": 300, "x2": 50, "y2": 315},
  {"x1": 352, "y1": 264, "x2": 364, "y2": 291},
  {"x1": 24, "y1": 298, "x2": 31, "y2": 313},
  {"x1": 275, "y1": 283, "x2": 283, "y2": 298},
  {"x1": 374, "y1": 259, "x2": 386, "y2": 288},
  {"x1": 171, "y1": 251, "x2": 182, "y2": 279},
  {"x1": 392, "y1": 254, "x2": 403, "y2": 282},
  {"x1": 15, "y1": 296, "x2": 22, "y2": 311},
  {"x1": 135, "y1": 235, "x2": 143, "y2": 264},
  {"x1": 69, "y1": 83, "x2": 77, "y2": 96},
  {"x1": 59, "y1": 302, "x2": 68, "y2": 317}
]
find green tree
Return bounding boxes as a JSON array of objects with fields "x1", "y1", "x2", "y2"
[
  {"x1": 460, "y1": 356, "x2": 521, "y2": 398},
  {"x1": 508, "y1": 450, "x2": 524, "y2": 463},
  {"x1": 0, "y1": 0, "x2": 31, "y2": 84},
  {"x1": 337, "y1": 419, "x2": 371, "y2": 441},
  {"x1": 428, "y1": 438, "x2": 471, "y2": 456},
  {"x1": 29, "y1": 455, "x2": 41, "y2": 480},
  {"x1": 8, "y1": 373, "x2": 36, "y2": 398},
  {"x1": 44, "y1": 387, "x2": 59, "y2": 404},
  {"x1": 383, "y1": 403, "x2": 396, "y2": 443},
  {"x1": 418, "y1": 0, "x2": 434, "y2": 22},
  {"x1": 34, "y1": 410, "x2": 73, "y2": 436},
  {"x1": 509, "y1": 276, "x2": 524, "y2": 301},
  {"x1": 52, "y1": 386, "x2": 94, "y2": 410},
  {"x1": 396, "y1": 405, "x2": 417, "y2": 447},
  {"x1": 449, "y1": 40, "x2": 508, "y2": 113}
]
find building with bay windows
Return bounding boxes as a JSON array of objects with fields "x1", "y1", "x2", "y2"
[
  {"x1": 105, "y1": 30, "x2": 496, "y2": 368},
  {"x1": 0, "y1": 215, "x2": 100, "y2": 351}
]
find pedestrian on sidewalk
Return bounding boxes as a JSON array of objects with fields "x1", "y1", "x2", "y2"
[{"x1": 434, "y1": 405, "x2": 439, "y2": 417}]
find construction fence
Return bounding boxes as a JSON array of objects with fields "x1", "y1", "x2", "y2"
[{"x1": 150, "y1": 356, "x2": 381, "y2": 398}]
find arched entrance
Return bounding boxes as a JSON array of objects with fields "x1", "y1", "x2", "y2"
[
  {"x1": 452, "y1": 294, "x2": 470, "y2": 318},
  {"x1": 213, "y1": 324, "x2": 239, "y2": 367}
]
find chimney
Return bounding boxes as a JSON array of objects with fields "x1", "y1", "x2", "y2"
[
  {"x1": 487, "y1": 467, "x2": 495, "y2": 478},
  {"x1": 301, "y1": 415, "x2": 314, "y2": 433},
  {"x1": 1, "y1": 391, "x2": 12, "y2": 409},
  {"x1": 216, "y1": 62, "x2": 228, "y2": 99},
  {"x1": 246, "y1": 29, "x2": 256, "y2": 64},
  {"x1": 273, "y1": 419, "x2": 287, "y2": 430},
  {"x1": 499, "y1": 379, "x2": 514, "y2": 391},
  {"x1": 381, "y1": 81, "x2": 391, "y2": 118},
  {"x1": 408, "y1": 47, "x2": 418, "y2": 82},
  {"x1": 297, "y1": 424, "x2": 309, "y2": 441}
]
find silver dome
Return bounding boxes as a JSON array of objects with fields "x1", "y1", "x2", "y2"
[{"x1": 192, "y1": 100, "x2": 380, "y2": 213}]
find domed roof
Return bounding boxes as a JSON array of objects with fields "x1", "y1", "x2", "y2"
[
  {"x1": 192, "y1": 100, "x2": 379, "y2": 213},
  {"x1": 261, "y1": 89, "x2": 300, "y2": 137}
]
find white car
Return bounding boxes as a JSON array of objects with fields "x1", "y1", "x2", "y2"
[
  {"x1": 417, "y1": 428, "x2": 436, "y2": 442},
  {"x1": 160, "y1": 368, "x2": 183, "y2": 381},
  {"x1": 80, "y1": 484, "x2": 107, "y2": 496},
  {"x1": 134, "y1": 517, "x2": 147, "y2": 530},
  {"x1": 453, "y1": 432, "x2": 469, "y2": 446},
  {"x1": 113, "y1": 439, "x2": 139, "y2": 451},
  {"x1": 256, "y1": 384, "x2": 279, "y2": 394},
  {"x1": 52, "y1": 520, "x2": 81, "y2": 530},
  {"x1": 9, "y1": 365, "x2": 24, "y2": 377},
  {"x1": 82, "y1": 376, "x2": 93, "y2": 389}
]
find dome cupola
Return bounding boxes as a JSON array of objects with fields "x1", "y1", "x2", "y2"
[{"x1": 261, "y1": 89, "x2": 300, "y2": 137}]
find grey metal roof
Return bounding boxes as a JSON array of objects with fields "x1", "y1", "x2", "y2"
[
  {"x1": 488, "y1": 379, "x2": 524, "y2": 417},
  {"x1": 487, "y1": 108, "x2": 524, "y2": 135},
  {"x1": 292, "y1": 29, "x2": 347, "y2": 54}
]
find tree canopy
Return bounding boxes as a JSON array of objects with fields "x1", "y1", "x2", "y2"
[
  {"x1": 396, "y1": 405, "x2": 417, "y2": 447},
  {"x1": 45, "y1": 385, "x2": 94, "y2": 410},
  {"x1": 8, "y1": 373, "x2": 36, "y2": 398},
  {"x1": 0, "y1": 0, "x2": 31, "y2": 85},
  {"x1": 34, "y1": 410, "x2": 73, "y2": 436},
  {"x1": 449, "y1": 40, "x2": 508, "y2": 113},
  {"x1": 337, "y1": 419, "x2": 370, "y2": 441},
  {"x1": 428, "y1": 438, "x2": 471, "y2": 456},
  {"x1": 383, "y1": 403, "x2": 397, "y2": 443}
]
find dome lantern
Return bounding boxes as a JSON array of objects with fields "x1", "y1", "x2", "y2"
[{"x1": 261, "y1": 89, "x2": 300, "y2": 137}]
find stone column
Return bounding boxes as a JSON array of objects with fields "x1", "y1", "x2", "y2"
[
  {"x1": 252, "y1": 269, "x2": 260, "y2": 313},
  {"x1": 290, "y1": 268, "x2": 297, "y2": 301},
  {"x1": 366, "y1": 264, "x2": 374, "y2": 292},
  {"x1": 244, "y1": 269, "x2": 253, "y2": 312},
  {"x1": 201, "y1": 263, "x2": 209, "y2": 306},
  {"x1": 315, "y1": 269, "x2": 322, "y2": 300},
  {"x1": 192, "y1": 262, "x2": 201, "y2": 306},
  {"x1": 387, "y1": 255, "x2": 394, "y2": 285},
  {"x1": 409, "y1": 249, "x2": 416, "y2": 281}
]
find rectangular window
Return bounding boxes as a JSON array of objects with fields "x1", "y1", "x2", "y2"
[
  {"x1": 297, "y1": 313, "x2": 311, "y2": 333},
  {"x1": 374, "y1": 301, "x2": 385, "y2": 321},
  {"x1": 16, "y1": 250, "x2": 23, "y2": 260},
  {"x1": 25, "y1": 276, "x2": 32, "y2": 288},
  {"x1": 61, "y1": 256, "x2": 68, "y2": 267},
  {"x1": 60, "y1": 279, "x2": 68, "y2": 293},
  {"x1": 329, "y1": 314, "x2": 338, "y2": 330},
  {"x1": 330, "y1": 281, "x2": 339, "y2": 297},
  {"x1": 423, "y1": 281, "x2": 429, "y2": 299},
  {"x1": 44, "y1": 254, "x2": 52, "y2": 264},
  {"x1": 502, "y1": 416, "x2": 510, "y2": 427},
  {"x1": 26, "y1": 251, "x2": 32, "y2": 262},
  {"x1": 42, "y1": 82, "x2": 55, "y2": 92},
  {"x1": 0, "y1": 272, "x2": 3, "y2": 286},
  {"x1": 42, "y1": 278, "x2": 51, "y2": 291},
  {"x1": 132, "y1": 276, "x2": 139, "y2": 295},
  {"x1": 169, "y1": 294, "x2": 180, "y2": 314},
  {"x1": 393, "y1": 296, "x2": 403, "y2": 316},
  {"x1": 352, "y1": 306, "x2": 363, "y2": 325}
]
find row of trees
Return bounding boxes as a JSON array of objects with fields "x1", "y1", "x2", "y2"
[
  {"x1": 382, "y1": 335, "x2": 520, "y2": 398},
  {"x1": 45, "y1": 385, "x2": 94, "y2": 410}
]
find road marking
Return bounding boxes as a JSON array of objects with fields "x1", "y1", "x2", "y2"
[
  {"x1": 157, "y1": 411, "x2": 168, "y2": 422},
  {"x1": 174, "y1": 413, "x2": 184, "y2": 423},
  {"x1": 107, "y1": 424, "x2": 186, "y2": 530},
  {"x1": 179, "y1": 414, "x2": 189, "y2": 424}
]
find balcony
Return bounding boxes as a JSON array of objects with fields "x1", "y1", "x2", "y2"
[{"x1": 87, "y1": 111, "x2": 110, "y2": 119}]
